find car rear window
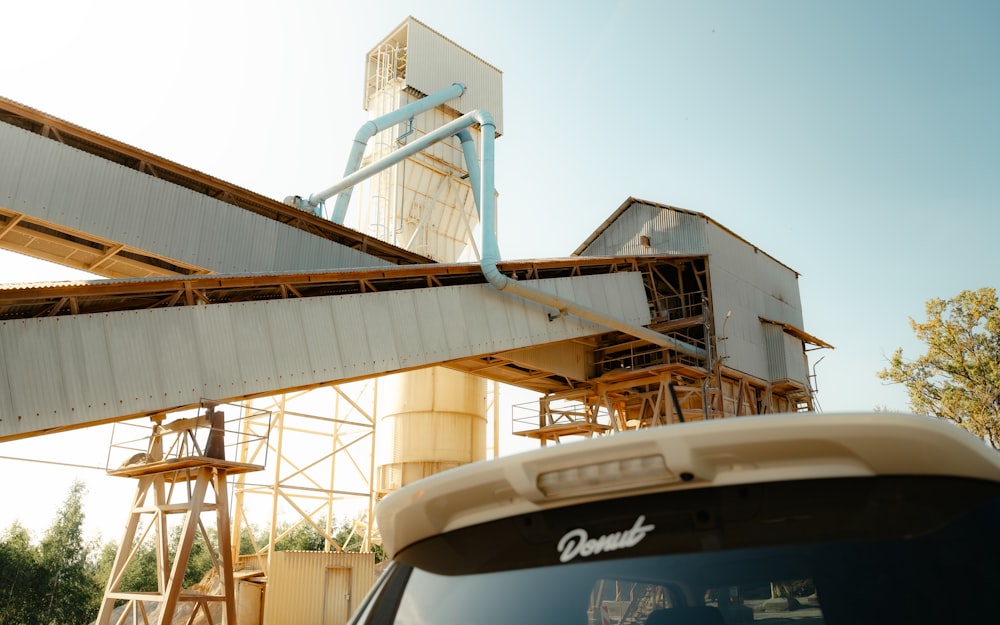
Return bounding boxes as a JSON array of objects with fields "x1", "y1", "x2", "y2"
[{"x1": 359, "y1": 476, "x2": 1000, "y2": 625}]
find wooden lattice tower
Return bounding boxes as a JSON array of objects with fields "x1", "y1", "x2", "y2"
[{"x1": 96, "y1": 403, "x2": 268, "y2": 625}]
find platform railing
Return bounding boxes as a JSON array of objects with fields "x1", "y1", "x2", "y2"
[{"x1": 106, "y1": 399, "x2": 272, "y2": 472}]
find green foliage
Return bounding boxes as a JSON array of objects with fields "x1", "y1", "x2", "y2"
[
  {"x1": 273, "y1": 516, "x2": 385, "y2": 561},
  {"x1": 38, "y1": 481, "x2": 102, "y2": 623},
  {"x1": 0, "y1": 522, "x2": 42, "y2": 625},
  {"x1": 0, "y1": 486, "x2": 384, "y2": 625},
  {"x1": 0, "y1": 482, "x2": 102, "y2": 625},
  {"x1": 878, "y1": 287, "x2": 1000, "y2": 447},
  {"x1": 275, "y1": 521, "x2": 329, "y2": 551}
]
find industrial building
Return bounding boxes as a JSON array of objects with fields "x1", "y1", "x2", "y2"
[{"x1": 0, "y1": 17, "x2": 829, "y2": 625}]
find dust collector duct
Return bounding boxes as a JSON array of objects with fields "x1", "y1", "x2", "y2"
[
  {"x1": 471, "y1": 115, "x2": 706, "y2": 358},
  {"x1": 305, "y1": 105, "x2": 705, "y2": 357},
  {"x1": 326, "y1": 82, "x2": 466, "y2": 223}
]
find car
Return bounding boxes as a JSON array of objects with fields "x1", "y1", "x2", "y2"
[{"x1": 357, "y1": 413, "x2": 1000, "y2": 625}]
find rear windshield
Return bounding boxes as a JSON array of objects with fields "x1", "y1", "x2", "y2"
[{"x1": 360, "y1": 476, "x2": 1000, "y2": 625}]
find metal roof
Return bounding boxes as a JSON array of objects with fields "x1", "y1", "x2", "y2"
[{"x1": 574, "y1": 197, "x2": 800, "y2": 277}]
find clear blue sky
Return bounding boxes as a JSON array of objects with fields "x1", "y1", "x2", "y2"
[{"x1": 2, "y1": 1, "x2": 998, "y2": 537}]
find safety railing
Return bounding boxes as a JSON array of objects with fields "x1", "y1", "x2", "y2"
[{"x1": 106, "y1": 399, "x2": 271, "y2": 473}]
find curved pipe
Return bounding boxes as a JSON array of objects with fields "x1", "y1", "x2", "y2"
[
  {"x1": 455, "y1": 129, "x2": 481, "y2": 218},
  {"x1": 472, "y1": 117, "x2": 705, "y2": 357},
  {"x1": 325, "y1": 82, "x2": 466, "y2": 223},
  {"x1": 309, "y1": 110, "x2": 488, "y2": 206},
  {"x1": 307, "y1": 105, "x2": 705, "y2": 357}
]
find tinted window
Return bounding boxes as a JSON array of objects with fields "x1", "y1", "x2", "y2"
[{"x1": 360, "y1": 477, "x2": 1000, "y2": 625}]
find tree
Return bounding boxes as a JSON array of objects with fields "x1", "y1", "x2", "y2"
[
  {"x1": 878, "y1": 287, "x2": 1000, "y2": 447},
  {"x1": 0, "y1": 522, "x2": 42, "y2": 625},
  {"x1": 0, "y1": 482, "x2": 104, "y2": 625},
  {"x1": 37, "y1": 480, "x2": 102, "y2": 624},
  {"x1": 273, "y1": 516, "x2": 385, "y2": 561}
]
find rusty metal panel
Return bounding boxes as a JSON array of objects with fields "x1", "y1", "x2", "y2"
[{"x1": 263, "y1": 552, "x2": 376, "y2": 625}]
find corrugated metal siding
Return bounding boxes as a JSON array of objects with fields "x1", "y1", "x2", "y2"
[
  {"x1": 762, "y1": 323, "x2": 788, "y2": 381},
  {"x1": 783, "y1": 331, "x2": 808, "y2": 383},
  {"x1": 0, "y1": 272, "x2": 651, "y2": 437},
  {"x1": 710, "y1": 267, "x2": 769, "y2": 381},
  {"x1": 760, "y1": 323, "x2": 808, "y2": 385},
  {"x1": 403, "y1": 18, "x2": 504, "y2": 135},
  {"x1": 704, "y1": 222, "x2": 805, "y2": 381},
  {"x1": 577, "y1": 201, "x2": 709, "y2": 257},
  {"x1": 263, "y1": 552, "x2": 375, "y2": 625},
  {"x1": 0, "y1": 121, "x2": 391, "y2": 273}
]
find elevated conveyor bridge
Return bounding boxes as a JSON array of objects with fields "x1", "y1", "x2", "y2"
[
  {"x1": 0, "y1": 254, "x2": 711, "y2": 442},
  {"x1": 0, "y1": 93, "x2": 721, "y2": 448}
]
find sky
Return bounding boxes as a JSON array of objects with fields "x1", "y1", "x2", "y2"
[{"x1": 1, "y1": 0, "x2": 998, "y2": 540}]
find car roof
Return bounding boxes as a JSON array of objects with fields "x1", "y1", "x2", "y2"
[{"x1": 375, "y1": 412, "x2": 1000, "y2": 558}]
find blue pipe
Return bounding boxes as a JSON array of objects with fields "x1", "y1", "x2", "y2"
[
  {"x1": 308, "y1": 111, "x2": 488, "y2": 205},
  {"x1": 306, "y1": 104, "x2": 705, "y2": 357},
  {"x1": 455, "y1": 129, "x2": 482, "y2": 219},
  {"x1": 469, "y1": 117, "x2": 706, "y2": 357},
  {"x1": 325, "y1": 82, "x2": 466, "y2": 224}
]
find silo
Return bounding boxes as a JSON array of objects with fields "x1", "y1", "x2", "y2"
[
  {"x1": 348, "y1": 17, "x2": 503, "y2": 497},
  {"x1": 376, "y1": 368, "x2": 487, "y2": 494}
]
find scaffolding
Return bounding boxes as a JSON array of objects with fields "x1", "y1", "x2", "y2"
[{"x1": 96, "y1": 401, "x2": 269, "y2": 625}]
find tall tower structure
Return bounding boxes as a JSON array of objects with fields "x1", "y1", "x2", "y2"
[
  {"x1": 343, "y1": 18, "x2": 504, "y2": 496},
  {"x1": 348, "y1": 17, "x2": 503, "y2": 261}
]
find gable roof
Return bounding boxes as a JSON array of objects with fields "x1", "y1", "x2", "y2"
[{"x1": 573, "y1": 197, "x2": 799, "y2": 277}]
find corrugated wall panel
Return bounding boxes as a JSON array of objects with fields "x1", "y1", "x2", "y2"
[
  {"x1": 0, "y1": 121, "x2": 392, "y2": 274},
  {"x1": 301, "y1": 297, "x2": 345, "y2": 381},
  {"x1": 47, "y1": 149, "x2": 95, "y2": 230},
  {"x1": 12, "y1": 128, "x2": 60, "y2": 216},
  {"x1": 230, "y1": 301, "x2": 282, "y2": 390},
  {"x1": 264, "y1": 551, "x2": 376, "y2": 625},
  {"x1": 709, "y1": 267, "x2": 768, "y2": 381},
  {"x1": 458, "y1": 285, "x2": 493, "y2": 354},
  {"x1": 362, "y1": 294, "x2": 399, "y2": 373},
  {"x1": 262, "y1": 300, "x2": 313, "y2": 389},
  {"x1": 579, "y1": 201, "x2": 709, "y2": 257},
  {"x1": 332, "y1": 294, "x2": 375, "y2": 379},
  {"x1": 704, "y1": 222, "x2": 806, "y2": 382},
  {"x1": 762, "y1": 323, "x2": 788, "y2": 381},
  {"x1": 437, "y1": 287, "x2": 473, "y2": 356},
  {"x1": 153, "y1": 183, "x2": 199, "y2": 263},
  {"x1": 384, "y1": 289, "x2": 426, "y2": 369},
  {"x1": 189, "y1": 304, "x2": 250, "y2": 400},
  {"x1": 403, "y1": 18, "x2": 504, "y2": 135},
  {"x1": 411, "y1": 288, "x2": 449, "y2": 361},
  {"x1": 479, "y1": 285, "x2": 519, "y2": 352},
  {"x1": 784, "y1": 331, "x2": 808, "y2": 383},
  {"x1": 1, "y1": 273, "x2": 649, "y2": 438},
  {"x1": 0, "y1": 326, "x2": 9, "y2": 418},
  {"x1": 108, "y1": 163, "x2": 149, "y2": 244},
  {"x1": 0, "y1": 124, "x2": 31, "y2": 208}
]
